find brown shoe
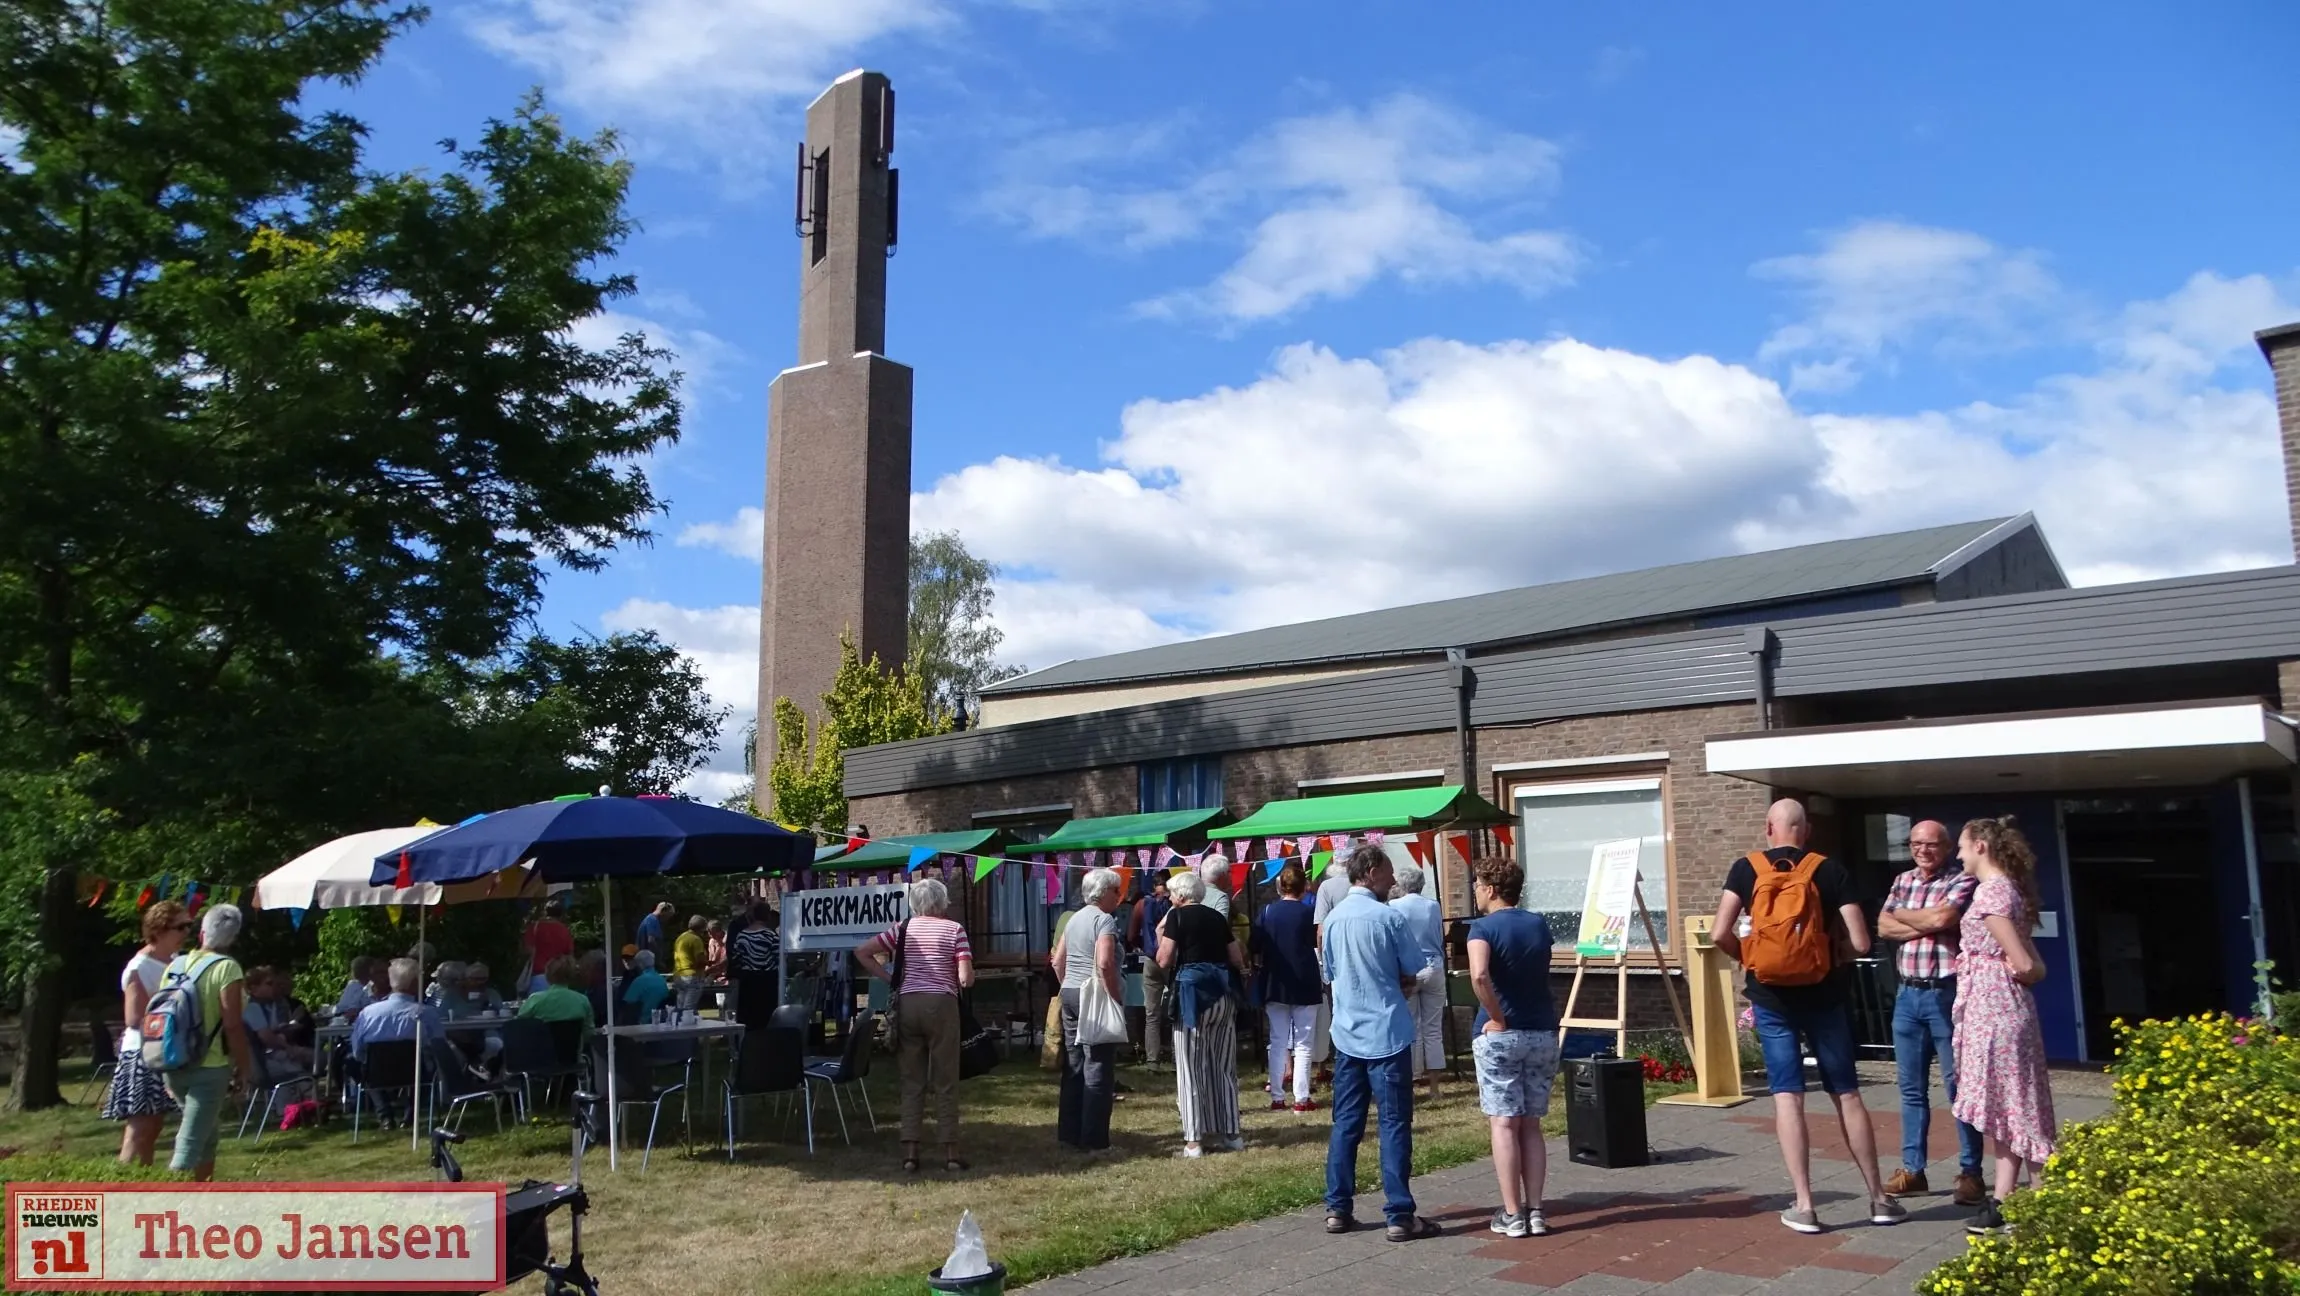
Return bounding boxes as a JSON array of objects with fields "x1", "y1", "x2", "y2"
[
  {"x1": 1952, "y1": 1173, "x2": 1987, "y2": 1207},
  {"x1": 1883, "y1": 1168, "x2": 1928, "y2": 1196}
]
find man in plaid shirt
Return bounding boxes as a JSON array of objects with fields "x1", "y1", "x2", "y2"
[{"x1": 1876, "y1": 820, "x2": 1984, "y2": 1204}]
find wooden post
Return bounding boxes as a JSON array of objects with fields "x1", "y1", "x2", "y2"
[{"x1": 1656, "y1": 914, "x2": 1750, "y2": 1108}]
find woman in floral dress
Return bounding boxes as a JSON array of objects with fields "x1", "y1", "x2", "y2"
[{"x1": 1950, "y1": 815, "x2": 2058, "y2": 1234}]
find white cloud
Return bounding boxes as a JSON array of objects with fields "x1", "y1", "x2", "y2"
[
  {"x1": 984, "y1": 95, "x2": 1578, "y2": 322},
  {"x1": 914, "y1": 268, "x2": 2298, "y2": 659},
  {"x1": 677, "y1": 506, "x2": 765, "y2": 560},
  {"x1": 467, "y1": 0, "x2": 947, "y2": 151},
  {"x1": 1754, "y1": 220, "x2": 2060, "y2": 389},
  {"x1": 568, "y1": 308, "x2": 739, "y2": 400},
  {"x1": 600, "y1": 599, "x2": 760, "y2": 797}
]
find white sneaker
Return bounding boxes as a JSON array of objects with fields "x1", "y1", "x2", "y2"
[{"x1": 1525, "y1": 1210, "x2": 1551, "y2": 1236}]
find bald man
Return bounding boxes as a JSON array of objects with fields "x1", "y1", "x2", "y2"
[
  {"x1": 1714, "y1": 798, "x2": 1903, "y2": 1234},
  {"x1": 1877, "y1": 819, "x2": 1985, "y2": 1205}
]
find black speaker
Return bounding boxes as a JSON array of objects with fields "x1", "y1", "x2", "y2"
[{"x1": 1565, "y1": 1056, "x2": 1649, "y2": 1168}]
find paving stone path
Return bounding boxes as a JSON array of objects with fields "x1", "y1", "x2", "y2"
[{"x1": 1020, "y1": 1077, "x2": 2109, "y2": 1296}]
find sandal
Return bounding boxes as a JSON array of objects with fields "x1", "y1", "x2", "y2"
[
  {"x1": 1386, "y1": 1215, "x2": 1442, "y2": 1243},
  {"x1": 1324, "y1": 1212, "x2": 1355, "y2": 1234}
]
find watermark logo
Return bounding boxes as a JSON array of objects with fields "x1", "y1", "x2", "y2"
[{"x1": 7, "y1": 1183, "x2": 504, "y2": 1292}]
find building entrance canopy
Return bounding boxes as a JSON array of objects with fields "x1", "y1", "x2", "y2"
[{"x1": 1705, "y1": 699, "x2": 2296, "y2": 797}]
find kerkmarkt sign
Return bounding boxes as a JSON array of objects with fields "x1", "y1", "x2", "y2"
[
  {"x1": 6, "y1": 1182, "x2": 504, "y2": 1291},
  {"x1": 782, "y1": 883, "x2": 911, "y2": 951}
]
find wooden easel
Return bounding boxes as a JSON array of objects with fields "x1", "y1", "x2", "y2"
[{"x1": 1557, "y1": 881, "x2": 1693, "y2": 1058}]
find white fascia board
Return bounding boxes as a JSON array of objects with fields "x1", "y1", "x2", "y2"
[{"x1": 1707, "y1": 703, "x2": 2291, "y2": 775}]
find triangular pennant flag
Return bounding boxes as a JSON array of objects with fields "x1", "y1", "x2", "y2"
[
  {"x1": 1154, "y1": 845, "x2": 1176, "y2": 868},
  {"x1": 906, "y1": 846, "x2": 935, "y2": 873},
  {"x1": 1044, "y1": 862, "x2": 1062, "y2": 905},
  {"x1": 1082, "y1": 850, "x2": 1100, "y2": 867},
  {"x1": 1229, "y1": 860, "x2": 1249, "y2": 896},
  {"x1": 154, "y1": 872, "x2": 174, "y2": 899},
  {"x1": 1309, "y1": 851, "x2": 1332, "y2": 881},
  {"x1": 973, "y1": 856, "x2": 1003, "y2": 882},
  {"x1": 85, "y1": 879, "x2": 108, "y2": 908},
  {"x1": 845, "y1": 835, "x2": 867, "y2": 855},
  {"x1": 1136, "y1": 847, "x2": 1153, "y2": 869},
  {"x1": 1259, "y1": 857, "x2": 1284, "y2": 882},
  {"x1": 394, "y1": 850, "x2": 412, "y2": 890},
  {"x1": 1332, "y1": 834, "x2": 1353, "y2": 856},
  {"x1": 1113, "y1": 864, "x2": 1134, "y2": 897},
  {"x1": 1264, "y1": 838, "x2": 1286, "y2": 864},
  {"x1": 1295, "y1": 836, "x2": 1318, "y2": 862},
  {"x1": 1446, "y1": 832, "x2": 1472, "y2": 861},
  {"x1": 1492, "y1": 824, "x2": 1516, "y2": 853},
  {"x1": 135, "y1": 884, "x2": 155, "y2": 909},
  {"x1": 387, "y1": 904, "x2": 403, "y2": 925},
  {"x1": 1055, "y1": 852, "x2": 1074, "y2": 873},
  {"x1": 1366, "y1": 830, "x2": 1387, "y2": 846},
  {"x1": 288, "y1": 907, "x2": 306, "y2": 930},
  {"x1": 1404, "y1": 838, "x2": 1430, "y2": 867}
]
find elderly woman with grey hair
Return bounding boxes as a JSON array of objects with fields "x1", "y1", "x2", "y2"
[
  {"x1": 160, "y1": 904, "x2": 257, "y2": 1181},
  {"x1": 1158, "y1": 869, "x2": 1250, "y2": 1157},
  {"x1": 1054, "y1": 867, "x2": 1127, "y2": 1151},
  {"x1": 1389, "y1": 860, "x2": 1449, "y2": 1098},
  {"x1": 857, "y1": 876, "x2": 975, "y2": 1173}
]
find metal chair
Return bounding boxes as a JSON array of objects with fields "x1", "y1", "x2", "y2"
[
  {"x1": 723, "y1": 1025, "x2": 811, "y2": 1158},
  {"x1": 80, "y1": 1016, "x2": 117, "y2": 1104},
  {"x1": 237, "y1": 1052, "x2": 320, "y2": 1144},
  {"x1": 595, "y1": 1037, "x2": 690, "y2": 1172},
  {"x1": 348, "y1": 1039, "x2": 420, "y2": 1144},
  {"x1": 499, "y1": 1017, "x2": 583, "y2": 1120},
  {"x1": 436, "y1": 1055, "x2": 515, "y2": 1136},
  {"x1": 803, "y1": 1010, "x2": 879, "y2": 1145}
]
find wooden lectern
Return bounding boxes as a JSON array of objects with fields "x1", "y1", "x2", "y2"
[{"x1": 1655, "y1": 914, "x2": 1750, "y2": 1108}]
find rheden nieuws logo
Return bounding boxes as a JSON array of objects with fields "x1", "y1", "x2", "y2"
[{"x1": 7, "y1": 1182, "x2": 505, "y2": 1292}]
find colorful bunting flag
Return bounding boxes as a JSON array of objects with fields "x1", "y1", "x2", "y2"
[
  {"x1": 1044, "y1": 862, "x2": 1062, "y2": 905},
  {"x1": 394, "y1": 850, "x2": 412, "y2": 890},
  {"x1": 1113, "y1": 864, "x2": 1134, "y2": 898},
  {"x1": 84, "y1": 879, "x2": 107, "y2": 908},
  {"x1": 1367, "y1": 830, "x2": 1387, "y2": 846},
  {"x1": 386, "y1": 905, "x2": 403, "y2": 925},
  {"x1": 1295, "y1": 836, "x2": 1318, "y2": 862},
  {"x1": 135, "y1": 885, "x2": 155, "y2": 908},
  {"x1": 973, "y1": 856, "x2": 1002, "y2": 882},
  {"x1": 1446, "y1": 832, "x2": 1472, "y2": 862},
  {"x1": 1404, "y1": 838, "x2": 1430, "y2": 867},
  {"x1": 906, "y1": 846, "x2": 935, "y2": 872},
  {"x1": 1154, "y1": 845, "x2": 1176, "y2": 868},
  {"x1": 1136, "y1": 847, "x2": 1153, "y2": 869},
  {"x1": 288, "y1": 908, "x2": 306, "y2": 930},
  {"x1": 1055, "y1": 852, "x2": 1074, "y2": 875},
  {"x1": 1309, "y1": 851, "x2": 1332, "y2": 881},
  {"x1": 1229, "y1": 860, "x2": 1249, "y2": 896},
  {"x1": 1259, "y1": 857, "x2": 1284, "y2": 882},
  {"x1": 1264, "y1": 838, "x2": 1286, "y2": 864},
  {"x1": 1492, "y1": 825, "x2": 1516, "y2": 853}
]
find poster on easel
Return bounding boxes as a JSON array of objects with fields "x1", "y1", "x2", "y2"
[{"x1": 1573, "y1": 838, "x2": 1643, "y2": 957}]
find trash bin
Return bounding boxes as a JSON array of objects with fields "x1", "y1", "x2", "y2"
[
  {"x1": 928, "y1": 1262, "x2": 1006, "y2": 1294},
  {"x1": 1566, "y1": 1056, "x2": 1649, "y2": 1168}
]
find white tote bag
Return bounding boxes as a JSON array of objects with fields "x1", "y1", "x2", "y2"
[{"x1": 1075, "y1": 972, "x2": 1130, "y2": 1047}]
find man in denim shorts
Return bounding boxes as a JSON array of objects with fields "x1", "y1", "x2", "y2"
[
  {"x1": 1465, "y1": 856, "x2": 1561, "y2": 1238},
  {"x1": 1713, "y1": 799, "x2": 1905, "y2": 1235}
]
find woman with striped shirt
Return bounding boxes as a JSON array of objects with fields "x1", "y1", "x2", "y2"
[{"x1": 856, "y1": 878, "x2": 975, "y2": 1173}]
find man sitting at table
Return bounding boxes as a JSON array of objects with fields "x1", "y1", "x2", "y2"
[
  {"x1": 519, "y1": 955, "x2": 597, "y2": 1032},
  {"x1": 335, "y1": 956, "x2": 382, "y2": 1017},
  {"x1": 350, "y1": 958, "x2": 452, "y2": 1120},
  {"x1": 623, "y1": 949, "x2": 672, "y2": 1020},
  {"x1": 439, "y1": 961, "x2": 508, "y2": 1066}
]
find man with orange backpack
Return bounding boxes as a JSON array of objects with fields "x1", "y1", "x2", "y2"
[{"x1": 1712, "y1": 799, "x2": 1906, "y2": 1235}]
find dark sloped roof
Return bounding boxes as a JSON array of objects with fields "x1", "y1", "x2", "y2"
[{"x1": 986, "y1": 516, "x2": 2044, "y2": 696}]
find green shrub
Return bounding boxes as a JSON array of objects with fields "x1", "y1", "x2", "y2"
[{"x1": 1919, "y1": 1014, "x2": 2300, "y2": 1296}]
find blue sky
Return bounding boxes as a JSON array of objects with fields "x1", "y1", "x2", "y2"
[{"x1": 342, "y1": 1, "x2": 2299, "y2": 796}]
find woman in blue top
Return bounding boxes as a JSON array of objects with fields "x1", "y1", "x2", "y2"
[
  {"x1": 1466, "y1": 856, "x2": 1560, "y2": 1239},
  {"x1": 1249, "y1": 862, "x2": 1322, "y2": 1111}
]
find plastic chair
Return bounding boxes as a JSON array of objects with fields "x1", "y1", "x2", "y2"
[
  {"x1": 595, "y1": 1037, "x2": 691, "y2": 1172},
  {"x1": 767, "y1": 1004, "x2": 811, "y2": 1032},
  {"x1": 238, "y1": 1052, "x2": 320, "y2": 1144},
  {"x1": 80, "y1": 1016, "x2": 117, "y2": 1104},
  {"x1": 349, "y1": 1039, "x2": 419, "y2": 1144},
  {"x1": 803, "y1": 1010, "x2": 879, "y2": 1145},
  {"x1": 723, "y1": 1026, "x2": 811, "y2": 1158},
  {"x1": 499, "y1": 1017, "x2": 582, "y2": 1120}
]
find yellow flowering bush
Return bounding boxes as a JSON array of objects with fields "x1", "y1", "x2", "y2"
[{"x1": 1919, "y1": 1014, "x2": 2300, "y2": 1296}]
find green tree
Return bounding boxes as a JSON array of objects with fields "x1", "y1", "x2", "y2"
[
  {"x1": 0, "y1": 0, "x2": 679, "y2": 1108},
  {"x1": 492, "y1": 631, "x2": 728, "y2": 797},
  {"x1": 766, "y1": 636, "x2": 948, "y2": 833},
  {"x1": 909, "y1": 530, "x2": 1026, "y2": 721}
]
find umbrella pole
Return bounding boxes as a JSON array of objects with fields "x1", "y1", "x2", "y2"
[
  {"x1": 413, "y1": 905, "x2": 425, "y2": 1153},
  {"x1": 603, "y1": 879, "x2": 619, "y2": 1172}
]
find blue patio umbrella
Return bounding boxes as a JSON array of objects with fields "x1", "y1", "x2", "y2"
[
  {"x1": 370, "y1": 795, "x2": 813, "y2": 1168},
  {"x1": 369, "y1": 795, "x2": 812, "y2": 887}
]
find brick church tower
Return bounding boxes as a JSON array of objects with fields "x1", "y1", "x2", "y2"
[{"x1": 758, "y1": 70, "x2": 911, "y2": 773}]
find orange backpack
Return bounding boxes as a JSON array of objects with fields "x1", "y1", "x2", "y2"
[{"x1": 1741, "y1": 850, "x2": 1833, "y2": 987}]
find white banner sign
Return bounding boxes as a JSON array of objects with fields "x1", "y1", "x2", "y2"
[
  {"x1": 8, "y1": 1183, "x2": 503, "y2": 1291},
  {"x1": 1574, "y1": 838, "x2": 1644, "y2": 958},
  {"x1": 781, "y1": 883, "x2": 911, "y2": 952}
]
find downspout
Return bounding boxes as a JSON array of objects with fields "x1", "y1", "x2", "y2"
[
  {"x1": 2239, "y1": 775, "x2": 2271, "y2": 1020},
  {"x1": 1445, "y1": 647, "x2": 1476, "y2": 788},
  {"x1": 1744, "y1": 626, "x2": 1777, "y2": 730}
]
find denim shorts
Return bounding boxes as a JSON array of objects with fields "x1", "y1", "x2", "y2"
[
  {"x1": 1472, "y1": 1028, "x2": 1562, "y2": 1118},
  {"x1": 1751, "y1": 998, "x2": 1859, "y2": 1095}
]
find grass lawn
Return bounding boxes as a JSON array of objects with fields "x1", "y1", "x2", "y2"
[{"x1": 0, "y1": 1052, "x2": 1687, "y2": 1295}]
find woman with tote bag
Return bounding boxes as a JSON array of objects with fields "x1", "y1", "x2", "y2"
[{"x1": 1054, "y1": 867, "x2": 1129, "y2": 1152}]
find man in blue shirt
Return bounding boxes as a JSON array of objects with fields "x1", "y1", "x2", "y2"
[
  {"x1": 622, "y1": 949, "x2": 672, "y2": 1020},
  {"x1": 1319, "y1": 844, "x2": 1435, "y2": 1241},
  {"x1": 349, "y1": 958, "x2": 447, "y2": 1124},
  {"x1": 635, "y1": 902, "x2": 674, "y2": 961}
]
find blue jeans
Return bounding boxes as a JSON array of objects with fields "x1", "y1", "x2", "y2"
[
  {"x1": 1751, "y1": 997, "x2": 1859, "y2": 1095},
  {"x1": 1892, "y1": 983, "x2": 1984, "y2": 1176},
  {"x1": 1326, "y1": 1048, "x2": 1416, "y2": 1225}
]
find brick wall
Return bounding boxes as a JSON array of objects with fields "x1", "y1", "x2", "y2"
[{"x1": 846, "y1": 764, "x2": 1137, "y2": 837}]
